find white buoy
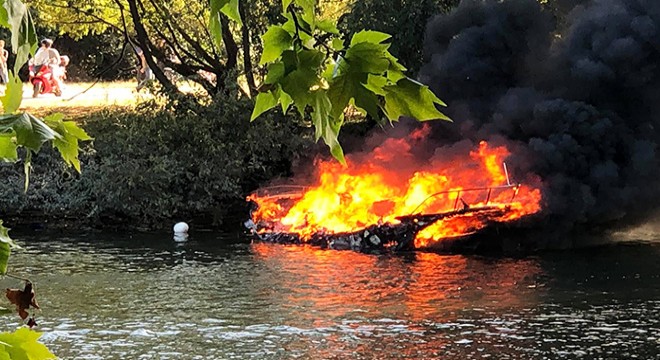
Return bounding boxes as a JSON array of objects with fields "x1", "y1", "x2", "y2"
[
  {"x1": 173, "y1": 222, "x2": 189, "y2": 234},
  {"x1": 173, "y1": 222, "x2": 189, "y2": 242}
]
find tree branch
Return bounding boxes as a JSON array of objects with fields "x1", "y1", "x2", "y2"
[{"x1": 239, "y1": 0, "x2": 256, "y2": 96}]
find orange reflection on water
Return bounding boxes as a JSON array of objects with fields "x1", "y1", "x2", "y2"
[{"x1": 251, "y1": 243, "x2": 543, "y2": 324}]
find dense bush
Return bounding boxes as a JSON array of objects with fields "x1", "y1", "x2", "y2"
[{"x1": 0, "y1": 96, "x2": 314, "y2": 230}]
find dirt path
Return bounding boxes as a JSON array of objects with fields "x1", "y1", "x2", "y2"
[{"x1": 17, "y1": 81, "x2": 144, "y2": 117}]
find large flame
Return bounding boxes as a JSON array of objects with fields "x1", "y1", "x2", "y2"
[{"x1": 248, "y1": 128, "x2": 542, "y2": 249}]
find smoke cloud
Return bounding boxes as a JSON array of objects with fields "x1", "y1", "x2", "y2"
[{"x1": 419, "y1": 0, "x2": 660, "y2": 237}]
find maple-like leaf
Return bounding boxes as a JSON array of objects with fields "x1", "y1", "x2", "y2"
[{"x1": 6, "y1": 281, "x2": 39, "y2": 320}]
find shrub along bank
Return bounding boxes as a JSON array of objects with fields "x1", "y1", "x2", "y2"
[{"x1": 0, "y1": 96, "x2": 314, "y2": 231}]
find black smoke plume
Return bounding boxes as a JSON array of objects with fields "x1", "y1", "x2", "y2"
[{"x1": 419, "y1": 0, "x2": 660, "y2": 240}]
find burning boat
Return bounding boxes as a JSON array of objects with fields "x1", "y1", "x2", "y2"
[{"x1": 246, "y1": 136, "x2": 542, "y2": 253}]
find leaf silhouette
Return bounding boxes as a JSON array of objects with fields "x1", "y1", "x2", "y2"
[
  {"x1": 5, "y1": 281, "x2": 39, "y2": 320},
  {"x1": 27, "y1": 316, "x2": 37, "y2": 328}
]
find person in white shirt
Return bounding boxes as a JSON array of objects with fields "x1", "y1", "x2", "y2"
[
  {"x1": 29, "y1": 39, "x2": 63, "y2": 94},
  {"x1": 31, "y1": 39, "x2": 60, "y2": 66}
]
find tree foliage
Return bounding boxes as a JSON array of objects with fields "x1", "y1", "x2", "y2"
[
  {"x1": 26, "y1": 0, "x2": 452, "y2": 161},
  {"x1": 27, "y1": 0, "x2": 267, "y2": 95},
  {"x1": 246, "y1": 0, "x2": 450, "y2": 161}
]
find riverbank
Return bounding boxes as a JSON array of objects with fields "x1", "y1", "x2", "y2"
[{"x1": 1, "y1": 87, "x2": 318, "y2": 231}]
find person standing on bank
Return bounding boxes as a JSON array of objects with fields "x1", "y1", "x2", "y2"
[
  {"x1": 134, "y1": 45, "x2": 154, "y2": 91},
  {"x1": 0, "y1": 40, "x2": 8, "y2": 84}
]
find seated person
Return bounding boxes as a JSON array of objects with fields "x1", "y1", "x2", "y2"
[{"x1": 54, "y1": 55, "x2": 69, "y2": 82}]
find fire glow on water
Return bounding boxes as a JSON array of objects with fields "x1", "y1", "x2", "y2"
[{"x1": 249, "y1": 127, "x2": 542, "y2": 249}]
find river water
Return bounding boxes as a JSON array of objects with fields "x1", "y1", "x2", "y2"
[{"x1": 1, "y1": 231, "x2": 658, "y2": 359}]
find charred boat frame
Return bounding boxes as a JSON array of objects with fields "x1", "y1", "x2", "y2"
[{"x1": 246, "y1": 163, "x2": 524, "y2": 253}]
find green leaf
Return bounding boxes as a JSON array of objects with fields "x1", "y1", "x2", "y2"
[
  {"x1": 0, "y1": 4, "x2": 8, "y2": 27},
  {"x1": 209, "y1": 0, "x2": 223, "y2": 48},
  {"x1": 363, "y1": 74, "x2": 388, "y2": 96},
  {"x1": 0, "y1": 72, "x2": 23, "y2": 114},
  {"x1": 322, "y1": 58, "x2": 336, "y2": 80},
  {"x1": 0, "y1": 220, "x2": 16, "y2": 247},
  {"x1": 382, "y1": 78, "x2": 451, "y2": 122},
  {"x1": 331, "y1": 38, "x2": 344, "y2": 51},
  {"x1": 264, "y1": 62, "x2": 286, "y2": 84},
  {"x1": 386, "y1": 69, "x2": 406, "y2": 83},
  {"x1": 248, "y1": 4, "x2": 452, "y2": 164},
  {"x1": 328, "y1": 74, "x2": 380, "y2": 120},
  {"x1": 297, "y1": 49, "x2": 324, "y2": 70},
  {"x1": 310, "y1": 91, "x2": 345, "y2": 163},
  {"x1": 0, "y1": 328, "x2": 57, "y2": 360},
  {"x1": 350, "y1": 30, "x2": 391, "y2": 46},
  {"x1": 208, "y1": 0, "x2": 242, "y2": 46},
  {"x1": 295, "y1": 0, "x2": 315, "y2": 17},
  {"x1": 0, "y1": 133, "x2": 17, "y2": 161},
  {"x1": 317, "y1": 19, "x2": 339, "y2": 35},
  {"x1": 329, "y1": 138, "x2": 345, "y2": 164},
  {"x1": 296, "y1": 0, "x2": 316, "y2": 31},
  {"x1": 3, "y1": 0, "x2": 38, "y2": 74},
  {"x1": 0, "y1": 239, "x2": 7, "y2": 274},
  {"x1": 327, "y1": 74, "x2": 356, "y2": 119},
  {"x1": 0, "y1": 113, "x2": 60, "y2": 152},
  {"x1": 352, "y1": 89, "x2": 380, "y2": 120},
  {"x1": 386, "y1": 52, "x2": 407, "y2": 72},
  {"x1": 62, "y1": 120, "x2": 91, "y2": 141},
  {"x1": 44, "y1": 114, "x2": 92, "y2": 173},
  {"x1": 344, "y1": 42, "x2": 390, "y2": 74},
  {"x1": 0, "y1": 110, "x2": 66, "y2": 192},
  {"x1": 260, "y1": 26, "x2": 293, "y2": 64},
  {"x1": 276, "y1": 87, "x2": 293, "y2": 113},
  {"x1": 250, "y1": 91, "x2": 279, "y2": 121},
  {"x1": 280, "y1": 68, "x2": 318, "y2": 115},
  {"x1": 279, "y1": 50, "x2": 298, "y2": 73},
  {"x1": 220, "y1": 0, "x2": 242, "y2": 26},
  {"x1": 281, "y1": 14, "x2": 297, "y2": 36},
  {"x1": 310, "y1": 90, "x2": 331, "y2": 141},
  {"x1": 0, "y1": 220, "x2": 19, "y2": 275}
]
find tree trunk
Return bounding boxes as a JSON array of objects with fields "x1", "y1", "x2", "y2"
[
  {"x1": 239, "y1": 0, "x2": 256, "y2": 97},
  {"x1": 216, "y1": 14, "x2": 239, "y2": 95},
  {"x1": 126, "y1": 0, "x2": 178, "y2": 94}
]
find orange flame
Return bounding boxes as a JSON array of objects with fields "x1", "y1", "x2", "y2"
[{"x1": 248, "y1": 131, "x2": 542, "y2": 249}]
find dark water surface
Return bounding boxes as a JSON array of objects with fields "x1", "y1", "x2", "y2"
[{"x1": 1, "y1": 231, "x2": 659, "y2": 359}]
